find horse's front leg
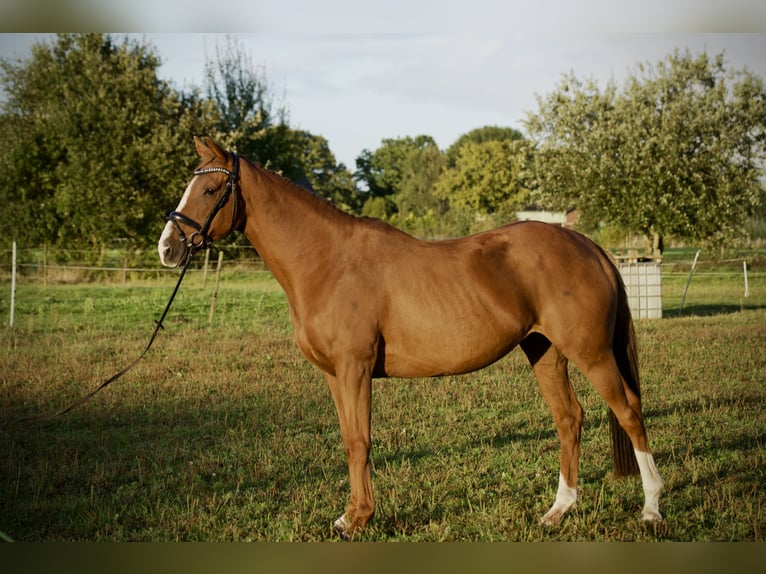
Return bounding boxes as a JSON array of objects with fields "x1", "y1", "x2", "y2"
[{"x1": 324, "y1": 362, "x2": 374, "y2": 539}]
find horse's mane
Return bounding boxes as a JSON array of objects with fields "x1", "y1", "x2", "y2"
[{"x1": 247, "y1": 157, "x2": 403, "y2": 234}]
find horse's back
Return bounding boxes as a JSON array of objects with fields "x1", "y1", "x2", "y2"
[{"x1": 367, "y1": 221, "x2": 618, "y2": 377}]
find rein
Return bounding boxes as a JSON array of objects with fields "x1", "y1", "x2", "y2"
[
  {"x1": 2, "y1": 153, "x2": 242, "y2": 430},
  {"x1": 2, "y1": 254, "x2": 193, "y2": 429}
]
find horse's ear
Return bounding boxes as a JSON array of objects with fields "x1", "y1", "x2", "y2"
[
  {"x1": 193, "y1": 136, "x2": 207, "y2": 158},
  {"x1": 194, "y1": 136, "x2": 228, "y2": 162}
]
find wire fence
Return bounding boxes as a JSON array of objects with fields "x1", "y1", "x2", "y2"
[
  {"x1": 1, "y1": 244, "x2": 764, "y2": 326},
  {"x1": 0, "y1": 244, "x2": 267, "y2": 285}
]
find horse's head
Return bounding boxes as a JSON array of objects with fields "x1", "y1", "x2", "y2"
[{"x1": 158, "y1": 136, "x2": 242, "y2": 267}]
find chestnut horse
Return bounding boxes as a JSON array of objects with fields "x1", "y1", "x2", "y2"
[{"x1": 158, "y1": 137, "x2": 663, "y2": 538}]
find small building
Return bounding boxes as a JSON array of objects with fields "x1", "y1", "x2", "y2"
[{"x1": 516, "y1": 206, "x2": 578, "y2": 229}]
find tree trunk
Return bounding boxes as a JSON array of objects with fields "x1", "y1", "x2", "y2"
[
  {"x1": 650, "y1": 229, "x2": 664, "y2": 257},
  {"x1": 644, "y1": 229, "x2": 664, "y2": 257}
]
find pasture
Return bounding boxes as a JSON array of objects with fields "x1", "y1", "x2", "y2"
[{"x1": 0, "y1": 257, "x2": 764, "y2": 541}]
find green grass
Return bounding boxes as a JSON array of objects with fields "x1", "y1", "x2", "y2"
[{"x1": 0, "y1": 266, "x2": 764, "y2": 541}]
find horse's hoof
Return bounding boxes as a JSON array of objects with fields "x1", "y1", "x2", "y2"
[
  {"x1": 540, "y1": 499, "x2": 575, "y2": 526},
  {"x1": 641, "y1": 509, "x2": 663, "y2": 522},
  {"x1": 333, "y1": 514, "x2": 351, "y2": 540},
  {"x1": 539, "y1": 511, "x2": 564, "y2": 527}
]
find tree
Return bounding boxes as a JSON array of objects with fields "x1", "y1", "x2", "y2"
[
  {"x1": 435, "y1": 139, "x2": 533, "y2": 221},
  {"x1": 204, "y1": 34, "x2": 288, "y2": 157},
  {"x1": 204, "y1": 37, "x2": 357, "y2": 212},
  {"x1": 395, "y1": 140, "x2": 447, "y2": 217},
  {"x1": 354, "y1": 135, "x2": 438, "y2": 199},
  {"x1": 445, "y1": 125, "x2": 524, "y2": 166},
  {"x1": 0, "y1": 33, "x2": 212, "y2": 250},
  {"x1": 354, "y1": 135, "x2": 448, "y2": 233},
  {"x1": 275, "y1": 128, "x2": 358, "y2": 211},
  {"x1": 525, "y1": 49, "x2": 766, "y2": 254}
]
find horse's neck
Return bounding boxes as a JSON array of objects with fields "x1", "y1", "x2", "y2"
[{"x1": 240, "y1": 163, "x2": 345, "y2": 291}]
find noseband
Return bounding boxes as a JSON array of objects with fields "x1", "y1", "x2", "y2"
[{"x1": 166, "y1": 153, "x2": 241, "y2": 254}]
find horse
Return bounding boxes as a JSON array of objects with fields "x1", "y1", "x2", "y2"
[{"x1": 158, "y1": 136, "x2": 663, "y2": 539}]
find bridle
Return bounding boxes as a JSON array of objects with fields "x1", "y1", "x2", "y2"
[{"x1": 166, "y1": 153, "x2": 242, "y2": 256}]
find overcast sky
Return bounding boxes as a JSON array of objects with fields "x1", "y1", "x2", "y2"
[{"x1": 1, "y1": 2, "x2": 765, "y2": 169}]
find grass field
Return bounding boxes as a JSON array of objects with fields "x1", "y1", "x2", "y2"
[{"x1": 0, "y1": 261, "x2": 764, "y2": 541}]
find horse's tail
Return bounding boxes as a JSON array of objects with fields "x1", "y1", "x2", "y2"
[{"x1": 610, "y1": 269, "x2": 641, "y2": 477}]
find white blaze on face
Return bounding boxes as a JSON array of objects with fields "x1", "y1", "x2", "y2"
[{"x1": 158, "y1": 178, "x2": 195, "y2": 267}]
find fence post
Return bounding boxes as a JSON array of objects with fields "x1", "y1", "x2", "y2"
[
  {"x1": 208, "y1": 251, "x2": 224, "y2": 325},
  {"x1": 202, "y1": 248, "x2": 211, "y2": 289},
  {"x1": 679, "y1": 249, "x2": 700, "y2": 315},
  {"x1": 743, "y1": 260, "x2": 749, "y2": 299},
  {"x1": 10, "y1": 241, "x2": 17, "y2": 327},
  {"x1": 43, "y1": 243, "x2": 48, "y2": 287}
]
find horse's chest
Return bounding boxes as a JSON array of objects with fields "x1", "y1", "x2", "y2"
[{"x1": 288, "y1": 298, "x2": 382, "y2": 377}]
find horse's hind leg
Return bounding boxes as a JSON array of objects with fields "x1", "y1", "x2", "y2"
[
  {"x1": 521, "y1": 333, "x2": 583, "y2": 525},
  {"x1": 579, "y1": 356, "x2": 663, "y2": 522}
]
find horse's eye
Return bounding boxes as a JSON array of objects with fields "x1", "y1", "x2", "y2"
[{"x1": 203, "y1": 187, "x2": 217, "y2": 196}]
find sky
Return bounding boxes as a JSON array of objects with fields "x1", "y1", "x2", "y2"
[{"x1": 1, "y1": 2, "x2": 765, "y2": 170}]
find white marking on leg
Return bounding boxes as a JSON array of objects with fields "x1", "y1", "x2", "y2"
[
  {"x1": 634, "y1": 450, "x2": 663, "y2": 521},
  {"x1": 333, "y1": 513, "x2": 350, "y2": 539},
  {"x1": 540, "y1": 472, "x2": 577, "y2": 525}
]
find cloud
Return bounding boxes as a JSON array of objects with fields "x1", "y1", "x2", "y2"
[{"x1": 4, "y1": 0, "x2": 765, "y2": 33}]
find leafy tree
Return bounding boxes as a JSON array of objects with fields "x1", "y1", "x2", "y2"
[
  {"x1": 0, "y1": 33, "x2": 212, "y2": 250},
  {"x1": 356, "y1": 131, "x2": 531, "y2": 237},
  {"x1": 395, "y1": 140, "x2": 447, "y2": 217},
  {"x1": 354, "y1": 135, "x2": 438, "y2": 200},
  {"x1": 359, "y1": 195, "x2": 398, "y2": 220},
  {"x1": 445, "y1": 125, "x2": 524, "y2": 166},
  {"x1": 525, "y1": 49, "x2": 766, "y2": 253},
  {"x1": 204, "y1": 34, "x2": 288, "y2": 156},
  {"x1": 435, "y1": 139, "x2": 533, "y2": 219},
  {"x1": 276, "y1": 128, "x2": 358, "y2": 211},
  {"x1": 384, "y1": 141, "x2": 449, "y2": 237},
  {"x1": 204, "y1": 37, "x2": 356, "y2": 212},
  {"x1": 354, "y1": 135, "x2": 448, "y2": 233}
]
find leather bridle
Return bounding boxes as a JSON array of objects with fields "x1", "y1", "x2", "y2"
[{"x1": 166, "y1": 153, "x2": 242, "y2": 256}]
